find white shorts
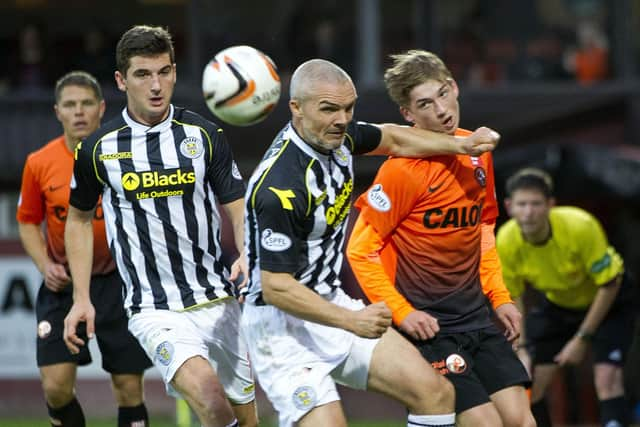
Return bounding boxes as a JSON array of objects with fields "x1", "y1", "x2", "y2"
[
  {"x1": 128, "y1": 299, "x2": 255, "y2": 404},
  {"x1": 241, "y1": 288, "x2": 379, "y2": 426}
]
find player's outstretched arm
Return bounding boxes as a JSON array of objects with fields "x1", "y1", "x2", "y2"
[
  {"x1": 63, "y1": 205, "x2": 97, "y2": 354},
  {"x1": 368, "y1": 124, "x2": 500, "y2": 157},
  {"x1": 261, "y1": 270, "x2": 391, "y2": 338}
]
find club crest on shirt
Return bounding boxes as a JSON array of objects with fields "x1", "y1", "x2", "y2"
[
  {"x1": 367, "y1": 184, "x2": 391, "y2": 212},
  {"x1": 332, "y1": 145, "x2": 350, "y2": 167},
  {"x1": 292, "y1": 385, "x2": 317, "y2": 410},
  {"x1": 445, "y1": 353, "x2": 467, "y2": 374},
  {"x1": 37, "y1": 320, "x2": 52, "y2": 339},
  {"x1": 474, "y1": 167, "x2": 486, "y2": 187},
  {"x1": 260, "y1": 229, "x2": 292, "y2": 252},
  {"x1": 179, "y1": 136, "x2": 204, "y2": 159},
  {"x1": 155, "y1": 341, "x2": 174, "y2": 366},
  {"x1": 231, "y1": 161, "x2": 243, "y2": 180}
]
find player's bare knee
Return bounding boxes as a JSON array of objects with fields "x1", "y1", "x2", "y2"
[
  {"x1": 502, "y1": 412, "x2": 536, "y2": 427},
  {"x1": 186, "y1": 377, "x2": 232, "y2": 418},
  {"x1": 41, "y1": 376, "x2": 74, "y2": 407},
  {"x1": 405, "y1": 373, "x2": 455, "y2": 413},
  {"x1": 111, "y1": 374, "x2": 144, "y2": 406}
]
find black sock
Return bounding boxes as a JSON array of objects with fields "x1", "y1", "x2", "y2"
[
  {"x1": 599, "y1": 396, "x2": 629, "y2": 427},
  {"x1": 47, "y1": 397, "x2": 86, "y2": 427},
  {"x1": 118, "y1": 403, "x2": 149, "y2": 427},
  {"x1": 531, "y1": 398, "x2": 552, "y2": 427}
]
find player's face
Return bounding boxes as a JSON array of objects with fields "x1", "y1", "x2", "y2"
[
  {"x1": 400, "y1": 79, "x2": 460, "y2": 135},
  {"x1": 290, "y1": 80, "x2": 356, "y2": 153},
  {"x1": 54, "y1": 85, "x2": 105, "y2": 145},
  {"x1": 506, "y1": 188, "x2": 555, "y2": 242},
  {"x1": 115, "y1": 53, "x2": 176, "y2": 126}
]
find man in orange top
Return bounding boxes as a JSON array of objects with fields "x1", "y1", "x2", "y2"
[
  {"x1": 347, "y1": 50, "x2": 535, "y2": 427},
  {"x1": 17, "y1": 71, "x2": 152, "y2": 427}
]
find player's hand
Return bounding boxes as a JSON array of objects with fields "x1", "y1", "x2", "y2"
[
  {"x1": 554, "y1": 336, "x2": 588, "y2": 366},
  {"x1": 230, "y1": 254, "x2": 248, "y2": 303},
  {"x1": 460, "y1": 127, "x2": 501, "y2": 156},
  {"x1": 495, "y1": 303, "x2": 521, "y2": 343},
  {"x1": 63, "y1": 299, "x2": 95, "y2": 354},
  {"x1": 399, "y1": 310, "x2": 440, "y2": 341},
  {"x1": 44, "y1": 260, "x2": 71, "y2": 292},
  {"x1": 350, "y1": 302, "x2": 392, "y2": 338}
]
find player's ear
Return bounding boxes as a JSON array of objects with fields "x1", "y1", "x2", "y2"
[
  {"x1": 548, "y1": 197, "x2": 556, "y2": 208},
  {"x1": 115, "y1": 70, "x2": 126, "y2": 92},
  {"x1": 503, "y1": 198, "x2": 512, "y2": 216},
  {"x1": 289, "y1": 99, "x2": 302, "y2": 118},
  {"x1": 98, "y1": 99, "x2": 106, "y2": 119},
  {"x1": 54, "y1": 104, "x2": 61, "y2": 123},
  {"x1": 448, "y1": 78, "x2": 460, "y2": 98},
  {"x1": 399, "y1": 106, "x2": 414, "y2": 124}
]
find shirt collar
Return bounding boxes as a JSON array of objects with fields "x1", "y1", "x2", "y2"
[{"x1": 122, "y1": 104, "x2": 174, "y2": 133}]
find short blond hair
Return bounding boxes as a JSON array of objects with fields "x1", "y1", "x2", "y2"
[{"x1": 384, "y1": 50, "x2": 452, "y2": 107}]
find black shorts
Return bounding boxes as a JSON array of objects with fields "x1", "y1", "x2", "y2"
[
  {"x1": 526, "y1": 274, "x2": 637, "y2": 366},
  {"x1": 36, "y1": 270, "x2": 152, "y2": 374},
  {"x1": 410, "y1": 324, "x2": 531, "y2": 413}
]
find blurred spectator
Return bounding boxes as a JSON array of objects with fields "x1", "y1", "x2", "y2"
[
  {"x1": 563, "y1": 19, "x2": 609, "y2": 84},
  {"x1": 515, "y1": 28, "x2": 569, "y2": 81},
  {"x1": 75, "y1": 27, "x2": 114, "y2": 86},
  {"x1": 10, "y1": 22, "x2": 50, "y2": 91}
]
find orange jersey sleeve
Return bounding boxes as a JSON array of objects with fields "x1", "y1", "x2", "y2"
[
  {"x1": 347, "y1": 217, "x2": 416, "y2": 325},
  {"x1": 479, "y1": 223, "x2": 513, "y2": 309},
  {"x1": 16, "y1": 137, "x2": 114, "y2": 274}
]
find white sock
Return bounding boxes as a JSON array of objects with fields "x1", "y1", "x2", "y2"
[{"x1": 408, "y1": 412, "x2": 456, "y2": 426}]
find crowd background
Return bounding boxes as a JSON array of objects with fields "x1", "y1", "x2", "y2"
[{"x1": 1, "y1": 0, "x2": 639, "y2": 425}]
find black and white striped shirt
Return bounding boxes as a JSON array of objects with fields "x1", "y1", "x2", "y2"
[
  {"x1": 244, "y1": 121, "x2": 380, "y2": 305},
  {"x1": 70, "y1": 105, "x2": 245, "y2": 314}
]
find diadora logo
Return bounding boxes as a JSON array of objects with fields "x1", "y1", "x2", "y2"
[
  {"x1": 122, "y1": 168, "x2": 196, "y2": 200},
  {"x1": 260, "y1": 229, "x2": 292, "y2": 252},
  {"x1": 99, "y1": 152, "x2": 133, "y2": 161},
  {"x1": 367, "y1": 184, "x2": 391, "y2": 212}
]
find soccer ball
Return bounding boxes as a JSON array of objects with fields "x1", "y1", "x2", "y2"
[{"x1": 202, "y1": 45, "x2": 281, "y2": 126}]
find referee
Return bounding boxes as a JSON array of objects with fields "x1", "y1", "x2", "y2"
[{"x1": 497, "y1": 167, "x2": 636, "y2": 427}]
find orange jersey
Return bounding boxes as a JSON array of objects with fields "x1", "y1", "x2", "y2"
[
  {"x1": 17, "y1": 136, "x2": 114, "y2": 275},
  {"x1": 348, "y1": 128, "x2": 511, "y2": 331}
]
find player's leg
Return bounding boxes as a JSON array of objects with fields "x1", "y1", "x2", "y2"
[
  {"x1": 524, "y1": 298, "x2": 576, "y2": 427},
  {"x1": 472, "y1": 327, "x2": 535, "y2": 427},
  {"x1": 489, "y1": 386, "x2": 536, "y2": 427},
  {"x1": 36, "y1": 284, "x2": 91, "y2": 426},
  {"x1": 128, "y1": 309, "x2": 237, "y2": 427},
  {"x1": 230, "y1": 401, "x2": 259, "y2": 427},
  {"x1": 40, "y1": 363, "x2": 86, "y2": 426},
  {"x1": 171, "y1": 355, "x2": 237, "y2": 426},
  {"x1": 591, "y1": 294, "x2": 635, "y2": 427},
  {"x1": 529, "y1": 364, "x2": 557, "y2": 427},
  {"x1": 593, "y1": 363, "x2": 628, "y2": 427},
  {"x1": 365, "y1": 328, "x2": 456, "y2": 426},
  {"x1": 241, "y1": 302, "x2": 351, "y2": 427},
  {"x1": 110, "y1": 373, "x2": 148, "y2": 427},
  {"x1": 203, "y1": 300, "x2": 257, "y2": 427},
  {"x1": 297, "y1": 401, "x2": 347, "y2": 427},
  {"x1": 92, "y1": 272, "x2": 151, "y2": 427}
]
